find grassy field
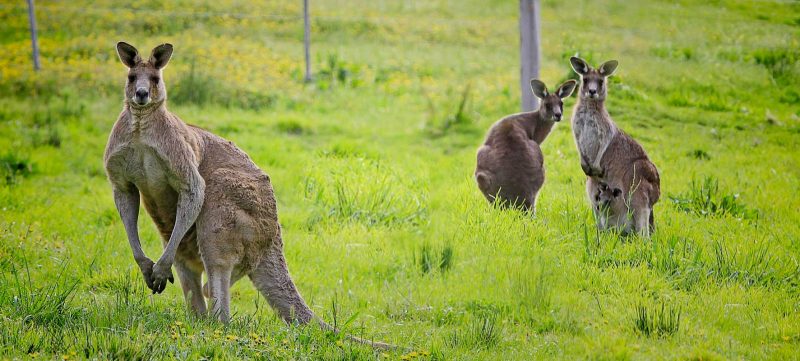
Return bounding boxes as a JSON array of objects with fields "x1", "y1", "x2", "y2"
[{"x1": 1, "y1": 0, "x2": 799, "y2": 359}]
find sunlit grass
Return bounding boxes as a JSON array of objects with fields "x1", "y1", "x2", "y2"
[{"x1": 0, "y1": 0, "x2": 799, "y2": 359}]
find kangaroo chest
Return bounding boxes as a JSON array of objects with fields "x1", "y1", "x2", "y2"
[
  {"x1": 572, "y1": 106, "x2": 614, "y2": 165},
  {"x1": 109, "y1": 141, "x2": 181, "y2": 219}
]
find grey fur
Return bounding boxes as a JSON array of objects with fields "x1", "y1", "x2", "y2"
[
  {"x1": 569, "y1": 57, "x2": 660, "y2": 236},
  {"x1": 105, "y1": 42, "x2": 394, "y2": 350},
  {"x1": 475, "y1": 79, "x2": 576, "y2": 211},
  {"x1": 589, "y1": 180, "x2": 630, "y2": 232}
]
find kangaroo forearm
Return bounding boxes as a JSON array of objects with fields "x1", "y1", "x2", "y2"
[
  {"x1": 113, "y1": 188, "x2": 148, "y2": 263},
  {"x1": 159, "y1": 184, "x2": 205, "y2": 265}
]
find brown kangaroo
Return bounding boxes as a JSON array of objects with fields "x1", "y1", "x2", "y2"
[
  {"x1": 569, "y1": 56, "x2": 660, "y2": 236},
  {"x1": 475, "y1": 79, "x2": 577, "y2": 211},
  {"x1": 104, "y1": 42, "x2": 393, "y2": 349}
]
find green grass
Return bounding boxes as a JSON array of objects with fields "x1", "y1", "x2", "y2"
[{"x1": 1, "y1": 0, "x2": 799, "y2": 359}]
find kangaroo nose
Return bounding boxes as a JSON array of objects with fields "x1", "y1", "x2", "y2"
[
  {"x1": 588, "y1": 89, "x2": 597, "y2": 95},
  {"x1": 554, "y1": 112, "x2": 562, "y2": 121},
  {"x1": 135, "y1": 88, "x2": 149, "y2": 99}
]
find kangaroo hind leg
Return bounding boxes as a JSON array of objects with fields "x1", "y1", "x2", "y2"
[{"x1": 174, "y1": 261, "x2": 207, "y2": 315}]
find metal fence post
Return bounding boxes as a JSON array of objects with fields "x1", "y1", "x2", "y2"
[
  {"x1": 27, "y1": 0, "x2": 41, "y2": 71},
  {"x1": 519, "y1": 0, "x2": 541, "y2": 111},
  {"x1": 303, "y1": 0, "x2": 311, "y2": 82}
]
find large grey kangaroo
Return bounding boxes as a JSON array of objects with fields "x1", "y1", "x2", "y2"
[
  {"x1": 104, "y1": 42, "x2": 393, "y2": 349},
  {"x1": 569, "y1": 56, "x2": 660, "y2": 237},
  {"x1": 475, "y1": 79, "x2": 577, "y2": 211}
]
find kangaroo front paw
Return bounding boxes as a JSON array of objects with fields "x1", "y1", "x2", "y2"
[
  {"x1": 137, "y1": 258, "x2": 156, "y2": 291},
  {"x1": 581, "y1": 162, "x2": 603, "y2": 178},
  {"x1": 149, "y1": 260, "x2": 175, "y2": 294},
  {"x1": 581, "y1": 155, "x2": 605, "y2": 177}
]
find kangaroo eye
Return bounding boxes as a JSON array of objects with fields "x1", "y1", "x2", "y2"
[
  {"x1": 127, "y1": 74, "x2": 136, "y2": 82},
  {"x1": 151, "y1": 76, "x2": 160, "y2": 83},
  {"x1": 598, "y1": 79, "x2": 604, "y2": 87}
]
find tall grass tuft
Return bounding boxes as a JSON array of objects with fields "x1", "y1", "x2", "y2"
[
  {"x1": 669, "y1": 176, "x2": 758, "y2": 220},
  {"x1": 416, "y1": 243, "x2": 455, "y2": 274},
  {"x1": 1, "y1": 260, "x2": 80, "y2": 328},
  {"x1": 0, "y1": 153, "x2": 33, "y2": 185},
  {"x1": 171, "y1": 59, "x2": 276, "y2": 110},
  {"x1": 424, "y1": 85, "x2": 476, "y2": 137},
  {"x1": 633, "y1": 302, "x2": 681, "y2": 338},
  {"x1": 446, "y1": 313, "x2": 503, "y2": 350},
  {"x1": 304, "y1": 158, "x2": 428, "y2": 228},
  {"x1": 710, "y1": 241, "x2": 799, "y2": 288},
  {"x1": 751, "y1": 47, "x2": 799, "y2": 85}
]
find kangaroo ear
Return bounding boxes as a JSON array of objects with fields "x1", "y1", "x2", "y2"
[
  {"x1": 612, "y1": 188, "x2": 622, "y2": 197},
  {"x1": 570, "y1": 56, "x2": 590, "y2": 75},
  {"x1": 599, "y1": 60, "x2": 619, "y2": 77},
  {"x1": 530, "y1": 79, "x2": 549, "y2": 99},
  {"x1": 557, "y1": 79, "x2": 577, "y2": 98},
  {"x1": 116, "y1": 42, "x2": 141, "y2": 68},
  {"x1": 150, "y1": 43, "x2": 173, "y2": 69}
]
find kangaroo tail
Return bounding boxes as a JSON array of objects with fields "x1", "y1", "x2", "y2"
[
  {"x1": 249, "y1": 233, "x2": 398, "y2": 351},
  {"x1": 317, "y1": 319, "x2": 399, "y2": 351}
]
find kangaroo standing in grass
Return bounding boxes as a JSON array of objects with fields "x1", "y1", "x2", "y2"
[
  {"x1": 104, "y1": 42, "x2": 393, "y2": 350},
  {"x1": 569, "y1": 56, "x2": 660, "y2": 236},
  {"x1": 475, "y1": 79, "x2": 577, "y2": 211}
]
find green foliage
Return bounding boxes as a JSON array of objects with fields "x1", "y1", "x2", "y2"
[
  {"x1": 710, "y1": 241, "x2": 798, "y2": 288},
  {"x1": 633, "y1": 302, "x2": 681, "y2": 338},
  {"x1": 424, "y1": 85, "x2": 477, "y2": 138},
  {"x1": 315, "y1": 54, "x2": 366, "y2": 89},
  {"x1": 0, "y1": 0, "x2": 798, "y2": 359},
  {"x1": 171, "y1": 59, "x2": 277, "y2": 110},
  {"x1": 1, "y1": 260, "x2": 80, "y2": 328},
  {"x1": 0, "y1": 153, "x2": 33, "y2": 185},
  {"x1": 669, "y1": 177, "x2": 758, "y2": 220},
  {"x1": 275, "y1": 119, "x2": 312, "y2": 135},
  {"x1": 446, "y1": 313, "x2": 502, "y2": 350},
  {"x1": 416, "y1": 242, "x2": 455, "y2": 274},
  {"x1": 687, "y1": 149, "x2": 711, "y2": 160},
  {"x1": 304, "y1": 158, "x2": 428, "y2": 227},
  {"x1": 751, "y1": 48, "x2": 799, "y2": 85}
]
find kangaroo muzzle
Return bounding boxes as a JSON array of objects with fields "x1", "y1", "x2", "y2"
[{"x1": 134, "y1": 87, "x2": 150, "y2": 105}]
